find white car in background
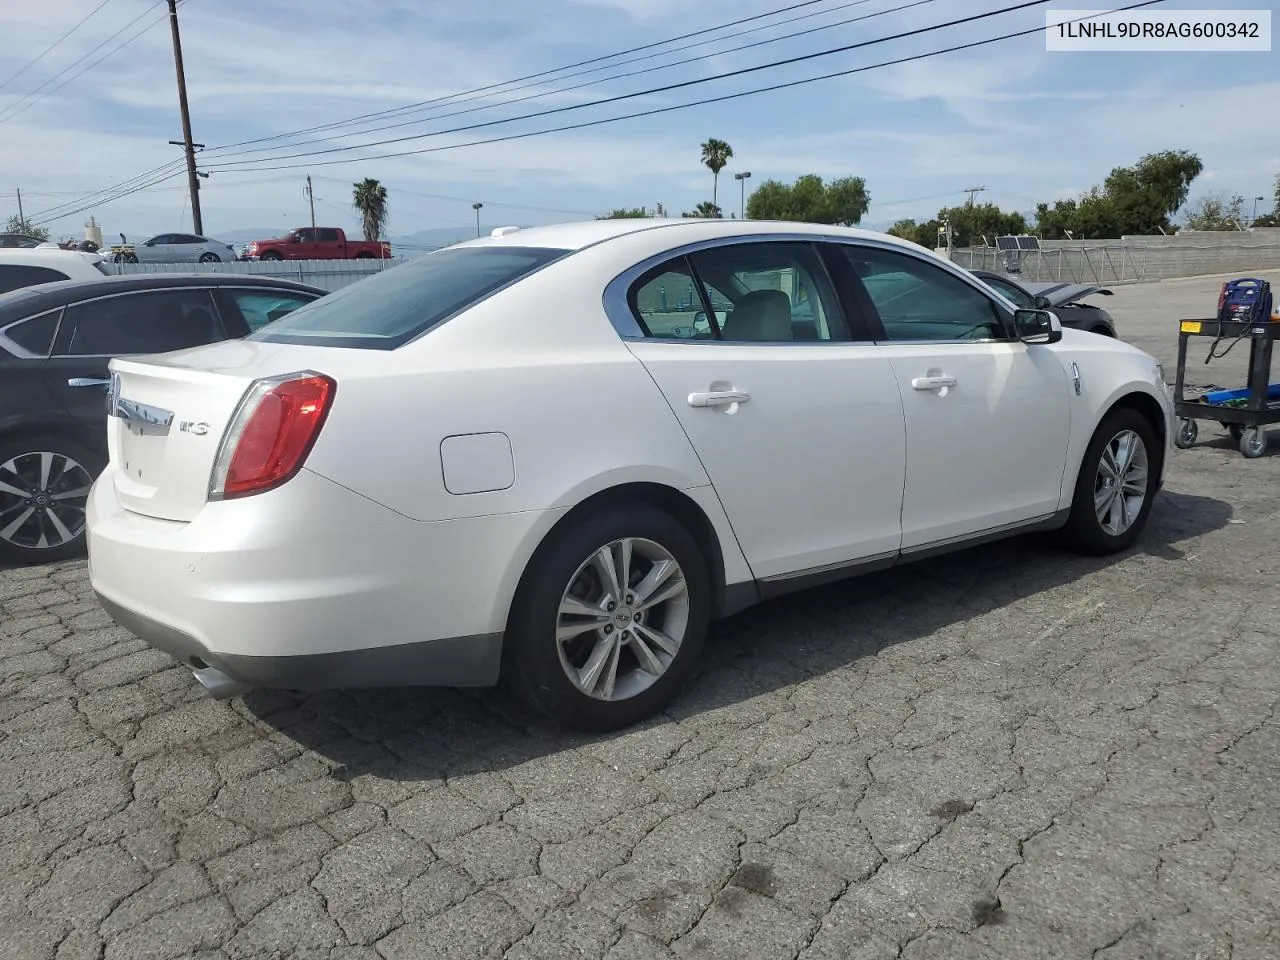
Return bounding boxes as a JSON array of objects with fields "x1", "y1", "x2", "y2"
[
  {"x1": 0, "y1": 247, "x2": 111, "y2": 295},
  {"x1": 86, "y1": 219, "x2": 1173, "y2": 731},
  {"x1": 123, "y1": 233, "x2": 238, "y2": 264}
]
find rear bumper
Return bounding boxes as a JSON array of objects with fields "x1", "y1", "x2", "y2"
[
  {"x1": 95, "y1": 591, "x2": 500, "y2": 693},
  {"x1": 87, "y1": 465, "x2": 549, "y2": 693}
]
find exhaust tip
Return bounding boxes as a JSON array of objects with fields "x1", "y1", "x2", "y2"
[{"x1": 192, "y1": 665, "x2": 251, "y2": 700}]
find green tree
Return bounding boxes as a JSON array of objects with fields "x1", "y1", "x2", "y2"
[
  {"x1": 745, "y1": 174, "x2": 870, "y2": 225},
  {"x1": 4, "y1": 215, "x2": 49, "y2": 241},
  {"x1": 1255, "y1": 173, "x2": 1280, "y2": 227},
  {"x1": 1035, "y1": 150, "x2": 1204, "y2": 238},
  {"x1": 681, "y1": 201, "x2": 722, "y2": 218},
  {"x1": 596, "y1": 207, "x2": 650, "y2": 219},
  {"x1": 351, "y1": 178, "x2": 389, "y2": 241},
  {"x1": 700, "y1": 139, "x2": 733, "y2": 208},
  {"x1": 1183, "y1": 193, "x2": 1246, "y2": 231}
]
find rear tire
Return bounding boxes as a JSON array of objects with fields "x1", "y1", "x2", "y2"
[
  {"x1": 198, "y1": 252, "x2": 221, "y2": 263},
  {"x1": 1057, "y1": 407, "x2": 1158, "y2": 556},
  {"x1": 504, "y1": 503, "x2": 711, "y2": 732},
  {"x1": 0, "y1": 435, "x2": 103, "y2": 565}
]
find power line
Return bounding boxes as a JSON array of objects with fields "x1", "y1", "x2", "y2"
[
  {"x1": 203, "y1": 0, "x2": 1164, "y2": 175},
  {"x1": 203, "y1": 0, "x2": 1059, "y2": 171},
  {"x1": 0, "y1": 1, "x2": 173, "y2": 125},
  {"x1": 0, "y1": 0, "x2": 114, "y2": 93},
  {"x1": 204, "y1": 0, "x2": 933, "y2": 163},
  {"x1": 205, "y1": 0, "x2": 836, "y2": 154},
  {"x1": 28, "y1": 159, "x2": 187, "y2": 220}
]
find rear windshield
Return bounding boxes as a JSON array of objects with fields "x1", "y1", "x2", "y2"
[{"x1": 248, "y1": 245, "x2": 572, "y2": 350}]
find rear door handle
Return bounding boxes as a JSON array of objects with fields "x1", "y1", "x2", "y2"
[
  {"x1": 688, "y1": 390, "x2": 750, "y2": 408},
  {"x1": 911, "y1": 375, "x2": 957, "y2": 390},
  {"x1": 68, "y1": 378, "x2": 110, "y2": 388}
]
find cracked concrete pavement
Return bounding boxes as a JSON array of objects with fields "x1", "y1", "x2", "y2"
[{"x1": 2, "y1": 271, "x2": 1279, "y2": 959}]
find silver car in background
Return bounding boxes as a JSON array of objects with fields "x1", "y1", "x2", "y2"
[{"x1": 129, "y1": 233, "x2": 239, "y2": 264}]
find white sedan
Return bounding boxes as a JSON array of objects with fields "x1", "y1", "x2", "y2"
[{"x1": 86, "y1": 219, "x2": 1172, "y2": 730}]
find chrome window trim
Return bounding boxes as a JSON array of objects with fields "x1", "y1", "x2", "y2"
[
  {"x1": 602, "y1": 231, "x2": 1019, "y2": 347},
  {"x1": 0, "y1": 306, "x2": 65, "y2": 360}
]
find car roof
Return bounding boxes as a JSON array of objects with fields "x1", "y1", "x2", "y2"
[
  {"x1": 0, "y1": 273, "x2": 327, "y2": 320},
  {"x1": 452, "y1": 218, "x2": 938, "y2": 255},
  {"x1": 0, "y1": 246, "x2": 106, "y2": 267}
]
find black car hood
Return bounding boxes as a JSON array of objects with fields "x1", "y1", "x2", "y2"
[{"x1": 1020, "y1": 281, "x2": 1113, "y2": 306}]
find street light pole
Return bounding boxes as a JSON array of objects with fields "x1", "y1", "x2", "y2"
[
  {"x1": 1254, "y1": 196, "x2": 1266, "y2": 225},
  {"x1": 734, "y1": 171, "x2": 751, "y2": 219},
  {"x1": 472, "y1": 202, "x2": 483, "y2": 237}
]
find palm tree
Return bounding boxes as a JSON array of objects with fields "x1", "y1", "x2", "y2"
[
  {"x1": 352, "y1": 178, "x2": 389, "y2": 242},
  {"x1": 681, "y1": 201, "x2": 722, "y2": 218},
  {"x1": 700, "y1": 139, "x2": 733, "y2": 208}
]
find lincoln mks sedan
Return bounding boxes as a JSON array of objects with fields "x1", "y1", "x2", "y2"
[{"x1": 86, "y1": 219, "x2": 1173, "y2": 730}]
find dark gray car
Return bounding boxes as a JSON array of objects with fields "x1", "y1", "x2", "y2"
[
  {"x1": 0, "y1": 274, "x2": 326, "y2": 564},
  {"x1": 970, "y1": 269, "x2": 1117, "y2": 337}
]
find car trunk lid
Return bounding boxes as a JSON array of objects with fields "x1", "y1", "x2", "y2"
[{"x1": 105, "y1": 338, "x2": 351, "y2": 522}]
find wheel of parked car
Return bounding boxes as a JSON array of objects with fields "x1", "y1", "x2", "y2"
[
  {"x1": 504, "y1": 503, "x2": 711, "y2": 731},
  {"x1": 198, "y1": 252, "x2": 221, "y2": 263},
  {"x1": 0, "y1": 435, "x2": 103, "y2": 564},
  {"x1": 259, "y1": 251, "x2": 283, "y2": 261},
  {"x1": 1058, "y1": 407, "x2": 1158, "y2": 556}
]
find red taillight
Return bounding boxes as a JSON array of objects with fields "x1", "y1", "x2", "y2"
[
  {"x1": 209, "y1": 372, "x2": 335, "y2": 500},
  {"x1": 1218, "y1": 283, "x2": 1228, "y2": 313}
]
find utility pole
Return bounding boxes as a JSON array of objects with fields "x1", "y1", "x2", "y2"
[
  {"x1": 15, "y1": 187, "x2": 23, "y2": 225},
  {"x1": 962, "y1": 185, "x2": 987, "y2": 207},
  {"x1": 166, "y1": 0, "x2": 202, "y2": 235},
  {"x1": 305, "y1": 176, "x2": 316, "y2": 229}
]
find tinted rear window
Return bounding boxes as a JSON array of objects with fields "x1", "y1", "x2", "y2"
[{"x1": 249, "y1": 245, "x2": 572, "y2": 350}]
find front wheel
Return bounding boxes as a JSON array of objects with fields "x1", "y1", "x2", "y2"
[
  {"x1": 504, "y1": 504, "x2": 711, "y2": 732},
  {"x1": 198, "y1": 252, "x2": 221, "y2": 263},
  {"x1": 1057, "y1": 408, "x2": 1158, "y2": 556},
  {"x1": 259, "y1": 251, "x2": 283, "y2": 261},
  {"x1": 0, "y1": 436, "x2": 103, "y2": 565},
  {"x1": 1240, "y1": 426, "x2": 1268, "y2": 459},
  {"x1": 1174, "y1": 418, "x2": 1197, "y2": 449}
]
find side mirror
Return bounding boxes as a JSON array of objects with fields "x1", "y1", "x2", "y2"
[
  {"x1": 1014, "y1": 308, "x2": 1062, "y2": 345},
  {"x1": 1032, "y1": 294, "x2": 1052, "y2": 309}
]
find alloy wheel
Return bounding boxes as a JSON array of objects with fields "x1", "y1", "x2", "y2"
[
  {"x1": 555, "y1": 537, "x2": 690, "y2": 701},
  {"x1": 1094, "y1": 429, "x2": 1149, "y2": 536},
  {"x1": 0, "y1": 451, "x2": 94, "y2": 551}
]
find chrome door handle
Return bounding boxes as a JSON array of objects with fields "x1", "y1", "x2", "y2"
[
  {"x1": 911, "y1": 375, "x2": 957, "y2": 390},
  {"x1": 688, "y1": 390, "x2": 750, "y2": 408},
  {"x1": 68, "y1": 377, "x2": 110, "y2": 388}
]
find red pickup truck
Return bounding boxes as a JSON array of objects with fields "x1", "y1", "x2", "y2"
[{"x1": 245, "y1": 227, "x2": 391, "y2": 261}]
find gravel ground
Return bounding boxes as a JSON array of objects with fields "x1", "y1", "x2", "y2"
[{"x1": 2, "y1": 270, "x2": 1278, "y2": 960}]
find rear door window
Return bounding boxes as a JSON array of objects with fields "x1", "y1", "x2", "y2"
[
  {"x1": 215, "y1": 288, "x2": 321, "y2": 332},
  {"x1": 250, "y1": 245, "x2": 571, "y2": 350},
  {"x1": 59, "y1": 289, "x2": 227, "y2": 356},
  {"x1": 0, "y1": 265, "x2": 70, "y2": 295}
]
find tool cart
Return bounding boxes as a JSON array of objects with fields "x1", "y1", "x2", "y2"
[{"x1": 1173, "y1": 278, "x2": 1278, "y2": 458}]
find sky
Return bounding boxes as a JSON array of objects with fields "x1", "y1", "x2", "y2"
[{"x1": 1, "y1": 0, "x2": 1277, "y2": 246}]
